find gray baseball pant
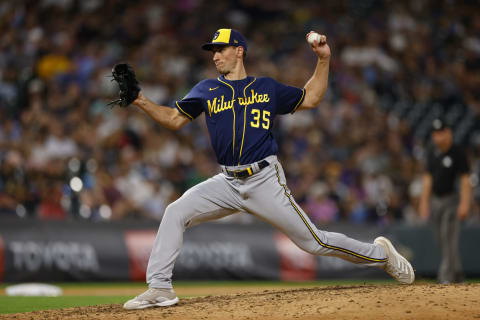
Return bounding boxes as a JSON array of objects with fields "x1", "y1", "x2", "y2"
[
  {"x1": 431, "y1": 194, "x2": 462, "y2": 283},
  {"x1": 147, "y1": 155, "x2": 387, "y2": 289}
]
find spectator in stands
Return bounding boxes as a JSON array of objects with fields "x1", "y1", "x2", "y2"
[
  {"x1": 0, "y1": 0, "x2": 479, "y2": 223},
  {"x1": 305, "y1": 182, "x2": 339, "y2": 224}
]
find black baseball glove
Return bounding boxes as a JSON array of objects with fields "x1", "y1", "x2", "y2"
[{"x1": 107, "y1": 63, "x2": 141, "y2": 108}]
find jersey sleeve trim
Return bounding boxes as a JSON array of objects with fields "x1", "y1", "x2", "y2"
[
  {"x1": 291, "y1": 88, "x2": 306, "y2": 114},
  {"x1": 175, "y1": 101, "x2": 194, "y2": 121}
]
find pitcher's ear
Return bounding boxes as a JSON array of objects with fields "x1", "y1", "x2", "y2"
[{"x1": 237, "y1": 46, "x2": 245, "y2": 59}]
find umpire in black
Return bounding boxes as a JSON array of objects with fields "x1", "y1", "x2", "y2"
[{"x1": 419, "y1": 118, "x2": 471, "y2": 284}]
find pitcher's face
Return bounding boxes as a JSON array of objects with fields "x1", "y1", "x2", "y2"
[{"x1": 212, "y1": 45, "x2": 240, "y2": 75}]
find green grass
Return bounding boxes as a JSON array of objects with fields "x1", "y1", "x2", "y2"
[
  {"x1": 0, "y1": 278, "x2": 398, "y2": 290},
  {"x1": 0, "y1": 279, "x2": 477, "y2": 314},
  {"x1": 0, "y1": 280, "x2": 391, "y2": 314},
  {"x1": 0, "y1": 296, "x2": 128, "y2": 314},
  {"x1": 0, "y1": 282, "x2": 146, "y2": 290}
]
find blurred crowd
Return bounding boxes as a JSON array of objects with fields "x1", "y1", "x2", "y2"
[{"x1": 1, "y1": 0, "x2": 480, "y2": 225}]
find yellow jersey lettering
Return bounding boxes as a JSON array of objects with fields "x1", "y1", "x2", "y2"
[
  {"x1": 219, "y1": 95, "x2": 225, "y2": 112},
  {"x1": 250, "y1": 108, "x2": 271, "y2": 130},
  {"x1": 207, "y1": 97, "x2": 217, "y2": 116},
  {"x1": 207, "y1": 89, "x2": 270, "y2": 115},
  {"x1": 262, "y1": 110, "x2": 270, "y2": 129},
  {"x1": 207, "y1": 95, "x2": 236, "y2": 115},
  {"x1": 250, "y1": 89, "x2": 258, "y2": 103},
  {"x1": 251, "y1": 109, "x2": 260, "y2": 128},
  {"x1": 241, "y1": 90, "x2": 270, "y2": 107}
]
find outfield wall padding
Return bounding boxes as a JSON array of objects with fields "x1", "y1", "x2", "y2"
[{"x1": 0, "y1": 219, "x2": 479, "y2": 282}]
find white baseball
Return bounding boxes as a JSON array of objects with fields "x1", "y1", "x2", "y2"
[{"x1": 307, "y1": 32, "x2": 321, "y2": 45}]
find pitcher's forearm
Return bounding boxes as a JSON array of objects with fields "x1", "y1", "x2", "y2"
[
  {"x1": 301, "y1": 59, "x2": 330, "y2": 109},
  {"x1": 134, "y1": 97, "x2": 189, "y2": 130}
]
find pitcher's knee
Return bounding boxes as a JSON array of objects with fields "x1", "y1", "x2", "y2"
[
  {"x1": 295, "y1": 241, "x2": 327, "y2": 256},
  {"x1": 307, "y1": 244, "x2": 329, "y2": 256},
  {"x1": 162, "y1": 201, "x2": 189, "y2": 227},
  {"x1": 297, "y1": 234, "x2": 331, "y2": 256},
  {"x1": 302, "y1": 245, "x2": 319, "y2": 255}
]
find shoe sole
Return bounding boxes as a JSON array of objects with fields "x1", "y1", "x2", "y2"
[
  {"x1": 124, "y1": 297, "x2": 179, "y2": 310},
  {"x1": 375, "y1": 236, "x2": 415, "y2": 284}
]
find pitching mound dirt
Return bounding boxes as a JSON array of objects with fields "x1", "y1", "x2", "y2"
[{"x1": 4, "y1": 283, "x2": 480, "y2": 320}]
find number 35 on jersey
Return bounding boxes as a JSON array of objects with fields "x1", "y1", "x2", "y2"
[{"x1": 250, "y1": 109, "x2": 270, "y2": 129}]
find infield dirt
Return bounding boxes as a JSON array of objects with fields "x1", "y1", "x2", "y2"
[{"x1": 3, "y1": 283, "x2": 480, "y2": 320}]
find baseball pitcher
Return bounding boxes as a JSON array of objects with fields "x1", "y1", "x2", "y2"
[{"x1": 114, "y1": 29, "x2": 414, "y2": 310}]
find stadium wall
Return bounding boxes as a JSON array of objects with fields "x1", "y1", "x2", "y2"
[{"x1": 0, "y1": 220, "x2": 478, "y2": 282}]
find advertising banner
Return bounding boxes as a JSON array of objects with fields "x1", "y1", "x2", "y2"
[
  {"x1": 0, "y1": 220, "x2": 130, "y2": 282},
  {"x1": 0, "y1": 219, "x2": 479, "y2": 282}
]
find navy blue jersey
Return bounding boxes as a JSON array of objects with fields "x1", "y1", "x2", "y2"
[{"x1": 175, "y1": 75, "x2": 305, "y2": 166}]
